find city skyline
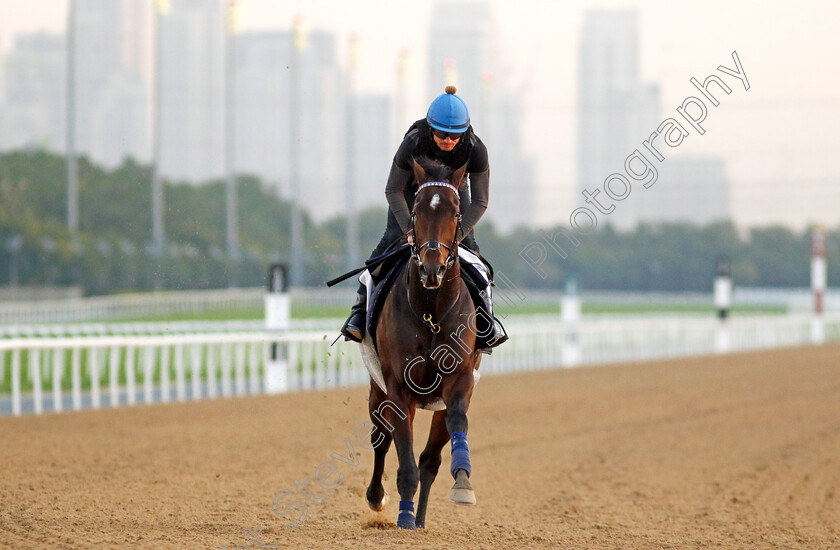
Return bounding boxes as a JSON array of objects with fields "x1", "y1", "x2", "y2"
[
  {"x1": 1, "y1": 0, "x2": 839, "y2": 230},
  {"x1": 576, "y1": 9, "x2": 730, "y2": 229},
  {"x1": 0, "y1": 0, "x2": 542, "y2": 232}
]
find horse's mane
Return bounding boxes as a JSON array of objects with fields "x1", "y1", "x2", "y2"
[{"x1": 415, "y1": 157, "x2": 454, "y2": 183}]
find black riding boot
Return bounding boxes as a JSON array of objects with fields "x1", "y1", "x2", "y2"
[
  {"x1": 482, "y1": 315, "x2": 509, "y2": 353},
  {"x1": 459, "y1": 234, "x2": 508, "y2": 352},
  {"x1": 341, "y1": 291, "x2": 367, "y2": 343}
]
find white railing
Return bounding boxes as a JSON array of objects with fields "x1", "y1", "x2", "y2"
[
  {"x1": 2, "y1": 313, "x2": 838, "y2": 417},
  {"x1": 3, "y1": 285, "x2": 836, "y2": 325},
  {"x1": 0, "y1": 287, "x2": 356, "y2": 324},
  {"x1": 0, "y1": 332, "x2": 367, "y2": 416},
  {"x1": 0, "y1": 318, "x2": 340, "y2": 339},
  {"x1": 482, "y1": 313, "x2": 840, "y2": 372},
  {"x1": 733, "y1": 287, "x2": 840, "y2": 312},
  {"x1": 0, "y1": 288, "x2": 265, "y2": 324}
]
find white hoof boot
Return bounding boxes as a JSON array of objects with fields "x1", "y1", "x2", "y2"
[{"x1": 449, "y1": 470, "x2": 476, "y2": 506}]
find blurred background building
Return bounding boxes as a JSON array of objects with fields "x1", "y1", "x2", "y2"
[
  {"x1": 0, "y1": 0, "x2": 149, "y2": 166},
  {"x1": 1, "y1": 0, "x2": 836, "y2": 233},
  {"x1": 0, "y1": 0, "x2": 838, "y2": 295},
  {"x1": 428, "y1": 1, "x2": 537, "y2": 232},
  {"x1": 352, "y1": 93, "x2": 392, "y2": 209},
  {"x1": 0, "y1": 32, "x2": 66, "y2": 151},
  {"x1": 233, "y1": 28, "x2": 346, "y2": 220},
  {"x1": 158, "y1": 0, "x2": 224, "y2": 182},
  {"x1": 77, "y1": 0, "x2": 147, "y2": 167},
  {"x1": 0, "y1": 1, "x2": 537, "y2": 229},
  {"x1": 576, "y1": 9, "x2": 730, "y2": 228},
  {"x1": 577, "y1": 9, "x2": 659, "y2": 220}
]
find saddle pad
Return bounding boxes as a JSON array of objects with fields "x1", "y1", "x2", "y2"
[{"x1": 361, "y1": 245, "x2": 493, "y2": 351}]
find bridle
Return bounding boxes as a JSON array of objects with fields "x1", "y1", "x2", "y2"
[{"x1": 409, "y1": 182, "x2": 463, "y2": 270}]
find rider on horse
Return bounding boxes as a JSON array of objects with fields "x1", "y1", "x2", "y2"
[{"x1": 341, "y1": 85, "x2": 494, "y2": 344}]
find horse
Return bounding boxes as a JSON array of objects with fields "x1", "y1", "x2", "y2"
[{"x1": 363, "y1": 158, "x2": 483, "y2": 530}]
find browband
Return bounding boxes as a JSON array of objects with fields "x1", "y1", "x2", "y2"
[{"x1": 415, "y1": 182, "x2": 459, "y2": 196}]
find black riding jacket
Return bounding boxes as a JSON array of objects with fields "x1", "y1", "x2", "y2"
[{"x1": 384, "y1": 119, "x2": 490, "y2": 236}]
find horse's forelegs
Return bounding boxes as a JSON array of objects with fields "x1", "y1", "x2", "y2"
[
  {"x1": 391, "y1": 402, "x2": 419, "y2": 529},
  {"x1": 366, "y1": 385, "x2": 394, "y2": 511},
  {"x1": 365, "y1": 427, "x2": 392, "y2": 511},
  {"x1": 444, "y1": 392, "x2": 476, "y2": 506},
  {"x1": 416, "y1": 410, "x2": 450, "y2": 528}
]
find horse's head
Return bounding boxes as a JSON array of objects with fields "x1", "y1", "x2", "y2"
[{"x1": 410, "y1": 158, "x2": 467, "y2": 289}]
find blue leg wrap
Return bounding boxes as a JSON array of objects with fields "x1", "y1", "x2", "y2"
[
  {"x1": 450, "y1": 432, "x2": 471, "y2": 479},
  {"x1": 397, "y1": 500, "x2": 415, "y2": 529}
]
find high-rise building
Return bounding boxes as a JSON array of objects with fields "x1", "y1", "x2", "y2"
[
  {"x1": 297, "y1": 31, "x2": 345, "y2": 220},
  {"x1": 353, "y1": 93, "x2": 392, "y2": 210},
  {"x1": 234, "y1": 29, "x2": 345, "y2": 219},
  {"x1": 235, "y1": 31, "x2": 290, "y2": 187},
  {"x1": 92, "y1": 70, "x2": 148, "y2": 167},
  {"x1": 577, "y1": 9, "x2": 661, "y2": 229},
  {"x1": 427, "y1": 1, "x2": 536, "y2": 231},
  {"x1": 0, "y1": 2, "x2": 148, "y2": 166},
  {"x1": 122, "y1": 0, "x2": 154, "y2": 86},
  {"x1": 158, "y1": 0, "x2": 225, "y2": 182},
  {"x1": 0, "y1": 33, "x2": 66, "y2": 151},
  {"x1": 576, "y1": 9, "x2": 729, "y2": 228},
  {"x1": 75, "y1": 0, "x2": 124, "y2": 152},
  {"x1": 427, "y1": 1, "x2": 497, "y2": 110},
  {"x1": 72, "y1": 0, "x2": 148, "y2": 166}
]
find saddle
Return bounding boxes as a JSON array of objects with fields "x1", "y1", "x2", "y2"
[{"x1": 359, "y1": 243, "x2": 506, "y2": 352}]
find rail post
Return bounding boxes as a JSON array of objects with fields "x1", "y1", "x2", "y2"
[
  {"x1": 265, "y1": 264, "x2": 290, "y2": 393},
  {"x1": 714, "y1": 255, "x2": 732, "y2": 353},
  {"x1": 561, "y1": 277, "x2": 581, "y2": 367},
  {"x1": 811, "y1": 226, "x2": 827, "y2": 344}
]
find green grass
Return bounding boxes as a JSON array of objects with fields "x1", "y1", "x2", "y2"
[
  {"x1": 114, "y1": 306, "x2": 347, "y2": 322},
  {"x1": 489, "y1": 302, "x2": 786, "y2": 316},
  {"x1": 581, "y1": 303, "x2": 788, "y2": 315},
  {"x1": 109, "y1": 302, "x2": 787, "y2": 322},
  {"x1": 116, "y1": 308, "x2": 265, "y2": 322}
]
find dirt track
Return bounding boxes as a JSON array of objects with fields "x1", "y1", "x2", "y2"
[{"x1": 2, "y1": 344, "x2": 840, "y2": 549}]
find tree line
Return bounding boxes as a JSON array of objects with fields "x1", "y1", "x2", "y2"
[{"x1": 0, "y1": 150, "x2": 836, "y2": 295}]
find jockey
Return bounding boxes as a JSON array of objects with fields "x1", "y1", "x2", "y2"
[{"x1": 341, "y1": 85, "x2": 492, "y2": 343}]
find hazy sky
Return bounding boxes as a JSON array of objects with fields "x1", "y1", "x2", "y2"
[{"x1": 1, "y1": 0, "x2": 838, "y2": 228}]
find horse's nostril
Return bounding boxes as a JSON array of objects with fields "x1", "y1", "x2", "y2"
[{"x1": 420, "y1": 263, "x2": 444, "y2": 287}]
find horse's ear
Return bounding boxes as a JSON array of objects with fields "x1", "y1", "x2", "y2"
[
  {"x1": 452, "y1": 163, "x2": 468, "y2": 188},
  {"x1": 412, "y1": 159, "x2": 426, "y2": 183}
]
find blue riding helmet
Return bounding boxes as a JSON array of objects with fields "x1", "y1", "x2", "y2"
[{"x1": 426, "y1": 86, "x2": 470, "y2": 133}]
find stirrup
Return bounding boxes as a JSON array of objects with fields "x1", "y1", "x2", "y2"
[
  {"x1": 478, "y1": 317, "x2": 508, "y2": 352},
  {"x1": 341, "y1": 313, "x2": 364, "y2": 343},
  {"x1": 341, "y1": 294, "x2": 366, "y2": 343},
  {"x1": 487, "y1": 328, "x2": 509, "y2": 348}
]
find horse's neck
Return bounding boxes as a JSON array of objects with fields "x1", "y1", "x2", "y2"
[{"x1": 407, "y1": 262, "x2": 462, "y2": 317}]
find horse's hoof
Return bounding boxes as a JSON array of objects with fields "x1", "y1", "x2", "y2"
[
  {"x1": 366, "y1": 492, "x2": 389, "y2": 512},
  {"x1": 450, "y1": 487, "x2": 476, "y2": 506},
  {"x1": 449, "y1": 470, "x2": 476, "y2": 506}
]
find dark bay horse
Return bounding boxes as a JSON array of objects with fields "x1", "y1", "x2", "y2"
[{"x1": 364, "y1": 158, "x2": 483, "y2": 530}]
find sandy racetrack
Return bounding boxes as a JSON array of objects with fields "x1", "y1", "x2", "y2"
[{"x1": 2, "y1": 344, "x2": 840, "y2": 549}]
